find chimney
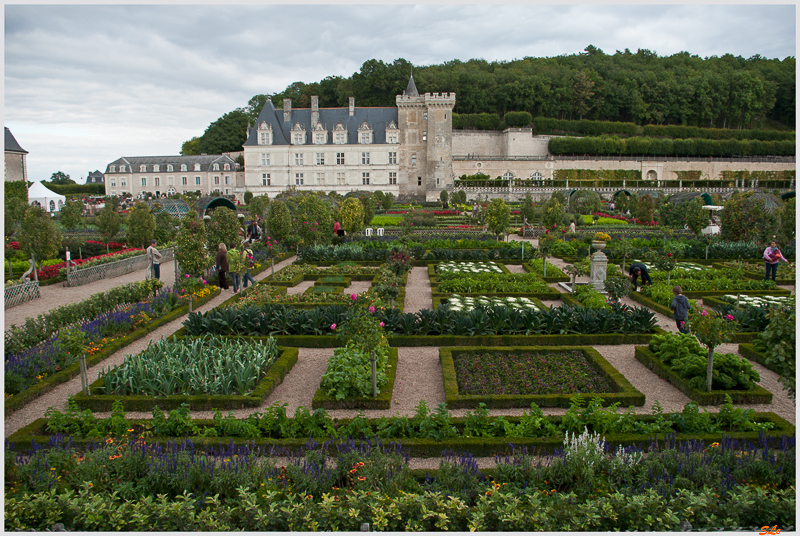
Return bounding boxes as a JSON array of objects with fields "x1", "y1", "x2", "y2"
[
  {"x1": 349, "y1": 97, "x2": 355, "y2": 116},
  {"x1": 311, "y1": 96, "x2": 319, "y2": 126},
  {"x1": 283, "y1": 99, "x2": 292, "y2": 122}
]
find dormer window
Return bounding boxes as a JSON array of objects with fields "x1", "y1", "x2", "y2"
[
  {"x1": 167, "y1": 164, "x2": 173, "y2": 172},
  {"x1": 109, "y1": 165, "x2": 116, "y2": 172},
  {"x1": 334, "y1": 121, "x2": 347, "y2": 144},
  {"x1": 223, "y1": 163, "x2": 230, "y2": 171},
  {"x1": 140, "y1": 165, "x2": 147, "y2": 172},
  {"x1": 119, "y1": 165, "x2": 126, "y2": 172},
  {"x1": 386, "y1": 121, "x2": 399, "y2": 144},
  {"x1": 153, "y1": 165, "x2": 160, "y2": 172},
  {"x1": 257, "y1": 120, "x2": 272, "y2": 145},
  {"x1": 314, "y1": 132, "x2": 326, "y2": 145},
  {"x1": 358, "y1": 121, "x2": 373, "y2": 144},
  {"x1": 213, "y1": 163, "x2": 220, "y2": 171},
  {"x1": 291, "y1": 122, "x2": 306, "y2": 145},
  {"x1": 181, "y1": 164, "x2": 187, "y2": 171},
  {"x1": 194, "y1": 163, "x2": 201, "y2": 171}
]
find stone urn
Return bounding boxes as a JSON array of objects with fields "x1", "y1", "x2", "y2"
[{"x1": 592, "y1": 241, "x2": 606, "y2": 251}]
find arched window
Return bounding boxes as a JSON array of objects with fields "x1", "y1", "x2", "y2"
[
  {"x1": 503, "y1": 172, "x2": 514, "y2": 182},
  {"x1": 50, "y1": 200, "x2": 56, "y2": 212},
  {"x1": 530, "y1": 171, "x2": 543, "y2": 184},
  {"x1": 647, "y1": 170, "x2": 658, "y2": 181}
]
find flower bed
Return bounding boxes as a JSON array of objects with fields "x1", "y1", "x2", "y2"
[
  {"x1": 72, "y1": 344, "x2": 297, "y2": 412},
  {"x1": 634, "y1": 345, "x2": 772, "y2": 405},
  {"x1": 312, "y1": 347, "x2": 398, "y2": 410},
  {"x1": 713, "y1": 260, "x2": 796, "y2": 283},
  {"x1": 522, "y1": 260, "x2": 570, "y2": 282},
  {"x1": 4, "y1": 286, "x2": 220, "y2": 416},
  {"x1": 437, "y1": 294, "x2": 544, "y2": 312},
  {"x1": 435, "y1": 261, "x2": 505, "y2": 274},
  {"x1": 718, "y1": 294, "x2": 792, "y2": 308},
  {"x1": 441, "y1": 346, "x2": 643, "y2": 408}
]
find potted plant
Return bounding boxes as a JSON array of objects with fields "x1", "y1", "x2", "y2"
[{"x1": 592, "y1": 231, "x2": 611, "y2": 250}]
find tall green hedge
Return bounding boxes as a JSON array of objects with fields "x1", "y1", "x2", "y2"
[
  {"x1": 549, "y1": 136, "x2": 795, "y2": 157},
  {"x1": 41, "y1": 182, "x2": 106, "y2": 196},
  {"x1": 5, "y1": 180, "x2": 29, "y2": 202},
  {"x1": 452, "y1": 113, "x2": 502, "y2": 130}
]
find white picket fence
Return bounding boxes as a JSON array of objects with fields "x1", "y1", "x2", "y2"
[
  {"x1": 66, "y1": 248, "x2": 174, "y2": 287},
  {"x1": 4, "y1": 280, "x2": 41, "y2": 309}
]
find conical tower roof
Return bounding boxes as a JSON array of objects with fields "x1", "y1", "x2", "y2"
[{"x1": 404, "y1": 74, "x2": 419, "y2": 97}]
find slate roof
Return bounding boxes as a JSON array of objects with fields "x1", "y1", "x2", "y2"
[
  {"x1": 5, "y1": 127, "x2": 27, "y2": 154},
  {"x1": 404, "y1": 74, "x2": 419, "y2": 97},
  {"x1": 106, "y1": 154, "x2": 235, "y2": 173},
  {"x1": 243, "y1": 100, "x2": 398, "y2": 147}
]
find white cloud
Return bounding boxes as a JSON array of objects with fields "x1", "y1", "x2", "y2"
[{"x1": 4, "y1": 3, "x2": 795, "y2": 183}]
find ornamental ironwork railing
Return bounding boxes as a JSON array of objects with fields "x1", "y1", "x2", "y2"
[
  {"x1": 4, "y1": 280, "x2": 40, "y2": 309},
  {"x1": 66, "y1": 248, "x2": 174, "y2": 287}
]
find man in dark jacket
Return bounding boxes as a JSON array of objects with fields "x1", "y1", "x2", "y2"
[
  {"x1": 629, "y1": 262, "x2": 652, "y2": 291},
  {"x1": 669, "y1": 285, "x2": 691, "y2": 334}
]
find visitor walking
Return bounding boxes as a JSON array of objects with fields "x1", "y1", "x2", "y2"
[
  {"x1": 669, "y1": 285, "x2": 691, "y2": 334},
  {"x1": 763, "y1": 239, "x2": 791, "y2": 281},
  {"x1": 146, "y1": 239, "x2": 161, "y2": 280},
  {"x1": 216, "y1": 243, "x2": 230, "y2": 290},
  {"x1": 241, "y1": 241, "x2": 256, "y2": 289},
  {"x1": 227, "y1": 244, "x2": 241, "y2": 294},
  {"x1": 568, "y1": 219, "x2": 576, "y2": 234}
]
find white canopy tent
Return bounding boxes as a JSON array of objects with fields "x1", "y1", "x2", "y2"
[{"x1": 28, "y1": 181, "x2": 66, "y2": 214}]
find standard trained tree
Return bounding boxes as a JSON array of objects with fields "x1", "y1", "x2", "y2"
[
  {"x1": 96, "y1": 203, "x2": 121, "y2": 243},
  {"x1": 19, "y1": 205, "x2": 62, "y2": 269},
  {"x1": 176, "y1": 212, "x2": 209, "y2": 277},
  {"x1": 59, "y1": 199, "x2": 84, "y2": 231},
  {"x1": 205, "y1": 207, "x2": 241, "y2": 251},
  {"x1": 265, "y1": 199, "x2": 292, "y2": 242},
  {"x1": 126, "y1": 201, "x2": 156, "y2": 248},
  {"x1": 340, "y1": 197, "x2": 365, "y2": 236},
  {"x1": 486, "y1": 198, "x2": 511, "y2": 239}
]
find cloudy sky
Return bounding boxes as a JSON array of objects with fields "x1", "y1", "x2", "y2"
[{"x1": 4, "y1": 3, "x2": 796, "y2": 185}]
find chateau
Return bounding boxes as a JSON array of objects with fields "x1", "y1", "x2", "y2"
[
  {"x1": 105, "y1": 75, "x2": 794, "y2": 202},
  {"x1": 241, "y1": 75, "x2": 455, "y2": 201}
]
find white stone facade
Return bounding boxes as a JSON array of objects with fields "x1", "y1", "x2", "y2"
[{"x1": 104, "y1": 155, "x2": 238, "y2": 199}]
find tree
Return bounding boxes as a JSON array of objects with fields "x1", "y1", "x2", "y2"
[
  {"x1": 59, "y1": 199, "x2": 84, "y2": 230},
  {"x1": 197, "y1": 110, "x2": 250, "y2": 154},
  {"x1": 439, "y1": 190, "x2": 449, "y2": 207},
  {"x1": 684, "y1": 197, "x2": 710, "y2": 237},
  {"x1": 176, "y1": 212, "x2": 209, "y2": 277},
  {"x1": 19, "y1": 205, "x2": 62, "y2": 269},
  {"x1": 358, "y1": 193, "x2": 375, "y2": 227},
  {"x1": 339, "y1": 197, "x2": 365, "y2": 236},
  {"x1": 381, "y1": 192, "x2": 394, "y2": 210},
  {"x1": 248, "y1": 195, "x2": 270, "y2": 222},
  {"x1": 126, "y1": 201, "x2": 156, "y2": 248},
  {"x1": 243, "y1": 94, "x2": 271, "y2": 123},
  {"x1": 519, "y1": 193, "x2": 537, "y2": 225},
  {"x1": 636, "y1": 194, "x2": 655, "y2": 224},
  {"x1": 266, "y1": 200, "x2": 292, "y2": 242},
  {"x1": 153, "y1": 209, "x2": 179, "y2": 244},
  {"x1": 243, "y1": 191, "x2": 254, "y2": 205},
  {"x1": 181, "y1": 137, "x2": 200, "y2": 156},
  {"x1": 5, "y1": 197, "x2": 28, "y2": 237},
  {"x1": 720, "y1": 191, "x2": 778, "y2": 242},
  {"x1": 96, "y1": 203, "x2": 121, "y2": 243},
  {"x1": 485, "y1": 198, "x2": 510, "y2": 239},
  {"x1": 778, "y1": 197, "x2": 795, "y2": 246},
  {"x1": 542, "y1": 197, "x2": 565, "y2": 229},
  {"x1": 687, "y1": 307, "x2": 739, "y2": 392},
  {"x1": 295, "y1": 193, "x2": 333, "y2": 246},
  {"x1": 49, "y1": 171, "x2": 75, "y2": 185},
  {"x1": 205, "y1": 207, "x2": 241, "y2": 251},
  {"x1": 570, "y1": 190, "x2": 601, "y2": 214}
]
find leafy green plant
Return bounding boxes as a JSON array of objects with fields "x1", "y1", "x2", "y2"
[
  {"x1": 687, "y1": 307, "x2": 740, "y2": 392},
  {"x1": 756, "y1": 297, "x2": 796, "y2": 399}
]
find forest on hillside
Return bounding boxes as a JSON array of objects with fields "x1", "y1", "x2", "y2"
[{"x1": 182, "y1": 47, "x2": 796, "y2": 155}]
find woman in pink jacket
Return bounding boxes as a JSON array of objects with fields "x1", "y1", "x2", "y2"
[{"x1": 763, "y1": 240, "x2": 791, "y2": 281}]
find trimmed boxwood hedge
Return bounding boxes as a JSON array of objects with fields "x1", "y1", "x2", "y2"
[
  {"x1": 4, "y1": 288, "x2": 221, "y2": 417},
  {"x1": 311, "y1": 347, "x2": 399, "y2": 410},
  {"x1": 712, "y1": 262, "x2": 795, "y2": 285},
  {"x1": 738, "y1": 343, "x2": 784, "y2": 377},
  {"x1": 522, "y1": 261, "x2": 570, "y2": 282},
  {"x1": 183, "y1": 330, "x2": 666, "y2": 349},
  {"x1": 440, "y1": 346, "x2": 644, "y2": 409},
  {"x1": 634, "y1": 346, "x2": 773, "y2": 405},
  {"x1": 72, "y1": 347, "x2": 299, "y2": 412},
  {"x1": 9, "y1": 412, "x2": 794, "y2": 457}
]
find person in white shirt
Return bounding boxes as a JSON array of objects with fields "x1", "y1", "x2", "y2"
[{"x1": 146, "y1": 239, "x2": 162, "y2": 280}]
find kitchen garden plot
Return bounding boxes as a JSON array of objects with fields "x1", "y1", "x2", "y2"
[{"x1": 454, "y1": 349, "x2": 615, "y2": 396}]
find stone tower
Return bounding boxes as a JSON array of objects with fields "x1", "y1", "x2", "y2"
[{"x1": 396, "y1": 75, "x2": 456, "y2": 201}]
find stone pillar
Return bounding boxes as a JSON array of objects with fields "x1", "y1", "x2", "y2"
[{"x1": 590, "y1": 249, "x2": 608, "y2": 291}]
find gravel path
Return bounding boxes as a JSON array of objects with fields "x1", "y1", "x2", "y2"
[{"x1": 5, "y1": 237, "x2": 796, "y2": 471}]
